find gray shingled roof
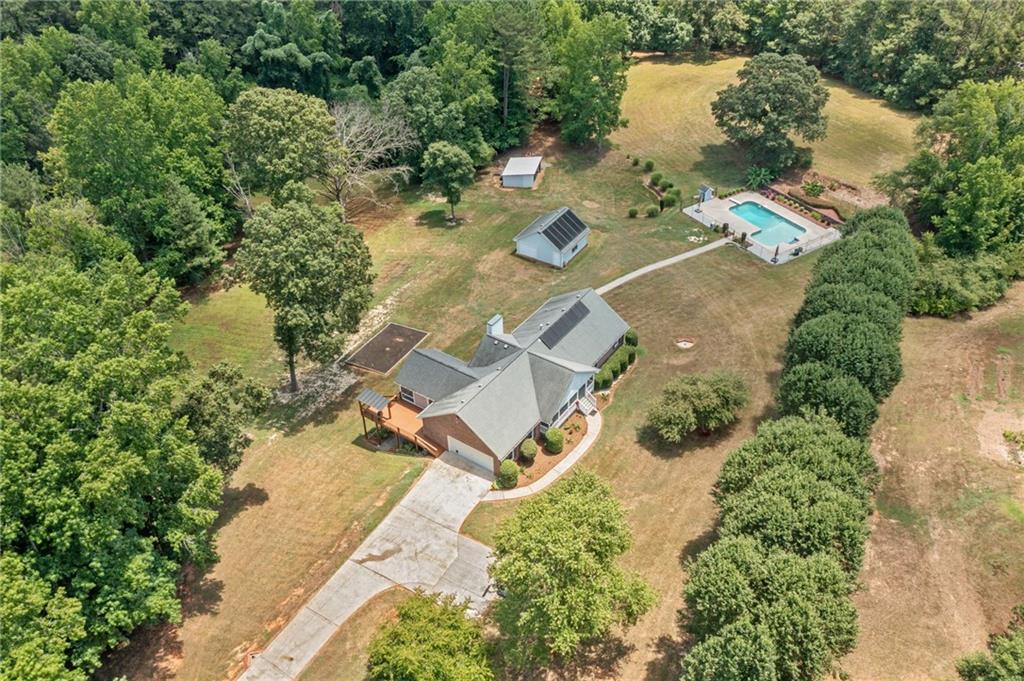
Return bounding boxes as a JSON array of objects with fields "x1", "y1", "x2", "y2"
[
  {"x1": 513, "y1": 207, "x2": 589, "y2": 250},
  {"x1": 468, "y1": 334, "x2": 521, "y2": 368},
  {"x1": 419, "y1": 352, "x2": 540, "y2": 457},
  {"x1": 513, "y1": 288, "x2": 628, "y2": 367},
  {"x1": 393, "y1": 288, "x2": 626, "y2": 456},
  {"x1": 393, "y1": 348, "x2": 483, "y2": 401}
]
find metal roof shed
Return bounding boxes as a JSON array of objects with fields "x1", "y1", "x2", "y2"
[{"x1": 501, "y1": 156, "x2": 543, "y2": 188}]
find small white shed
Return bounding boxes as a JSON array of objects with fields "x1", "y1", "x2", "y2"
[
  {"x1": 514, "y1": 207, "x2": 589, "y2": 268},
  {"x1": 501, "y1": 156, "x2": 543, "y2": 188}
]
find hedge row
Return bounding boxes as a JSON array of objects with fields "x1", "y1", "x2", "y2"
[
  {"x1": 681, "y1": 208, "x2": 915, "y2": 681},
  {"x1": 781, "y1": 207, "x2": 917, "y2": 437},
  {"x1": 595, "y1": 330, "x2": 638, "y2": 390}
]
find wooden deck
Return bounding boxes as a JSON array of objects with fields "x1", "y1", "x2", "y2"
[{"x1": 360, "y1": 398, "x2": 445, "y2": 457}]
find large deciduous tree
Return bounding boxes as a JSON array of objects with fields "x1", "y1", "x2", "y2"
[
  {"x1": 554, "y1": 12, "x2": 630, "y2": 146},
  {"x1": 777, "y1": 362, "x2": 879, "y2": 439},
  {"x1": 714, "y1": 414, "x2": 876, "y2": 512},
  {"x1": 366, "y1": 592, "x2": 494, "y2": 681},
  {"x1": 490, "y1": 471, "x2": 655, "y2": 668},
  {"x1": 718, "y1": 464, "x2": 871, "y2": 574},
  {"x1": 785, "y1": 312, "x2": 902, "y2": 401},
  {"x1": 683, "y1": 536, "x2": 858, "y2": 681},
  {"x1": 175, "y1": 363, "x2": 270, "y2": 477},
  {"x1": 45, "y1": 70, "x2": 227, "y2": 282},
  {"x1": 421, "y1": 141, "x2": 475, "y2": 221},
  {"x1": 224, "y1": 86, "x2": 334, "y2": 208},
  {"x1": 711, "y1": 52, "x2": 829, "y2": 169},
  {"x1": 234, "y1": 193, "x2": 374, "y2": 392},
  {"x1": 0, "y1": 254, "x2": 225, "y2": 675}
]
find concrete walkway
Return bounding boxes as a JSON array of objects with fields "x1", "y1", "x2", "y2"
[
  {"x1": 595, "y1": 237, "x2": 728, "y2": 295},
  {"x1": 240, "y1": 454, "x2": 494, "y2": 681},
  {"x1": 484, "y1": 410, "x2": 602, "y2": 502}
]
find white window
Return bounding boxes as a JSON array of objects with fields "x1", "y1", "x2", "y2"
[{"x1": 399, "y1": 386, "x2": 414, "y2": 403}]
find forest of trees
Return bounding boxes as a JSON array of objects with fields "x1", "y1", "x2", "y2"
[{"x1": 1, "y1": 1, "x2": 1022, "y2": 679}]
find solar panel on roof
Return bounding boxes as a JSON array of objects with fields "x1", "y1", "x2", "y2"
[
  {"x1": 541, "y1": 210, "x2": 587, "y2": 250},
  {"x1": 540, "y1": 300, "x2": 590, "y2": 348}
]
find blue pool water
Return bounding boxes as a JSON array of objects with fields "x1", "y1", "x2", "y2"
[{"x1": 729, "y1": 201, "x2": 807, "y2": 247}]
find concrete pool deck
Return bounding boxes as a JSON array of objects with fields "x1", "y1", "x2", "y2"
[{"x1": 683, "y1": 191, "x2": 840, "y2": 264}]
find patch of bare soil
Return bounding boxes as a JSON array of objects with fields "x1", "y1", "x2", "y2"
[
  {"x1": 977, "y1": 408, "x2": 1024, "y2": 465},
  {"x1": 779, "y1": 169, "x2": 890, "y2": 211}
]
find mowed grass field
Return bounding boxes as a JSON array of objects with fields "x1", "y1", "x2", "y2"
[
  {"x1": 115, "y1": 55, "x2": 922, "y2": 680},
  {"x1": 613, "y1": 55, "x2": 919, "y2": 191},
  {"x1": 844, "y1": 284, "x2": 1024, "y2": 680}
]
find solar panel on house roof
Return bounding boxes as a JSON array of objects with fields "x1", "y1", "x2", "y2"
[
  {"x1": 541, "y1": 210, "x2": 587, "y2": 250},
  {"x1": 539, "y1": 300, "x2": 590, "y2": 348}
]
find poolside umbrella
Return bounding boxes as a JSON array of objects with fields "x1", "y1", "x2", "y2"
[{"x1": 772, "y1": 244, "x2": 780, "y2": 264}]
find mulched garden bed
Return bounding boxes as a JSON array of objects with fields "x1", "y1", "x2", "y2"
[{"x1": 515, "y1": 412, "x2": 589, "y2": 487}]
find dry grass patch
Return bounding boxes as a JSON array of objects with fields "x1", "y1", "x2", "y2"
[{"x1": 844, "y1": 284, "x2": 1024, "y2": 680}]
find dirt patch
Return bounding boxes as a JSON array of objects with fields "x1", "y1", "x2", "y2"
[
  {"x1": 345, "y1": 323, "x2": 427, "y2": 374},
  {"x1": 976, "y1": 406, "x2": 1024, "y2": 465},
  {"x1": 777, "y1": 169, "x2": 890, "y2": 212},
  {"x1": 843, "y1": 283, "x2": 1024, "y2": 680}
]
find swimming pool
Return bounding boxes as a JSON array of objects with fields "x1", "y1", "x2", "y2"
[{"x1": 729, "y1": 201, "x2": 807, "y2": 247}]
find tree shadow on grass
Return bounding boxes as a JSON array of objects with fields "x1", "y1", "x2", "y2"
[
  {"x1": 636, "y1": 526, "x2": 720, "y2": 681},
  {"x1": 416, "y1": 207, "x2": 458, "y2": 229},
  {"x1": 549, "y1": 637, "x2": 637, "y2": 681},
  {"x1": 256, "y1": 365, "x2": 362, "y2": 436},
  {"x1": 690, "y1": 142, "x2": 747, "y2": 188},
  {"x1": 634, "y1": 423, "x2": 741, "y2": 460},
  {"x1": 213, "y1": 482, "x2": 270, "y2": 533},
  {"x1": 96, "y1": 621, "x2": 183, "y2": 681},
  {"x1": 643, "y1": 634, "x2": 686, "y2": 681}
]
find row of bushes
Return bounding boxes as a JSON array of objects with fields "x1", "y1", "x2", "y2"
[
  {"x1": 780, "y1": 207, "x2": 917, "y2": 438},
  {"x1": 680, "y1": 207, "x2": 915, "y2": 681},
  {"x1": 595, "y1": 330, "x2": 638, "y2": 390}
]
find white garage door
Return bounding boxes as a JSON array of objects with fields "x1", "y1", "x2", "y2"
[{"x1": 447, "y1": 436, "x2": 494, "y2": 473}]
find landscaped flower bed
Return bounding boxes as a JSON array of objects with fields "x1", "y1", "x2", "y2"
[
  {"x1": 514, "y1": 413, "x2": 589, "y2": 487},
  {"x1": 759, "y1": 187, "x2": 843, "y2": 228}
]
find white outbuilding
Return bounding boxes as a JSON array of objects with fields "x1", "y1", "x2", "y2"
[
  {"x1": 501, "y1": 155, "x2": 543, "y2": 188},
  {"x1": 513, "y1": 207, "x2": 590, "y2": 269}
]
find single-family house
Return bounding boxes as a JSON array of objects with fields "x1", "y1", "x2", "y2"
[
  {"x1": 501, "y1": 155, "x2": 542, "y2": 188},
  {"x1": 513, "y1": 207, "x2": 590, "y2": 269},
  {"x1": 357, "y1": 288, "x2": 627, "y2": 473}
]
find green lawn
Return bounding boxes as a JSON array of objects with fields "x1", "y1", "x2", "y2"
[
  {"x1": 127, "y1": 54, "x2": 922, "y2": 681},
  {"x1": 170, "y1": 284, "x2": 282, "y2": 388},
  {"x1": 462, "y1": 246, "x2": 819, "y2": 680},
  {"x1": 613, "y1": 55, "x2": 919, "y2": 192}
]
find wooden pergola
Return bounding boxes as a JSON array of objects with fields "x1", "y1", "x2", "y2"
[{"x1": 356, "y1": 387, "x2": 391, "y2": 443}]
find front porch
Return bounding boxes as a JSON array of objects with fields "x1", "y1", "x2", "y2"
[{"x1": 357, "y1": 388, "x2": 445, "y2": 457}]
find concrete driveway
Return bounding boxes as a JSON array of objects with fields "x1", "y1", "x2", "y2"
[{"x1": 240, "y1": 454, "x2": 494, "y2": 681}]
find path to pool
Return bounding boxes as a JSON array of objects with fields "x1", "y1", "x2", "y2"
[{"x1": 595, "y1": 237, "x2": 728, "y2": 295}]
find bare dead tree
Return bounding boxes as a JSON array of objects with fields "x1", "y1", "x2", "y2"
[
  {"x1": 224, "y1": 153, "x2": 254, "y2": 220},
  {"x1": 320, "y1": 101, "x2": 418, "y2": 212}
]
